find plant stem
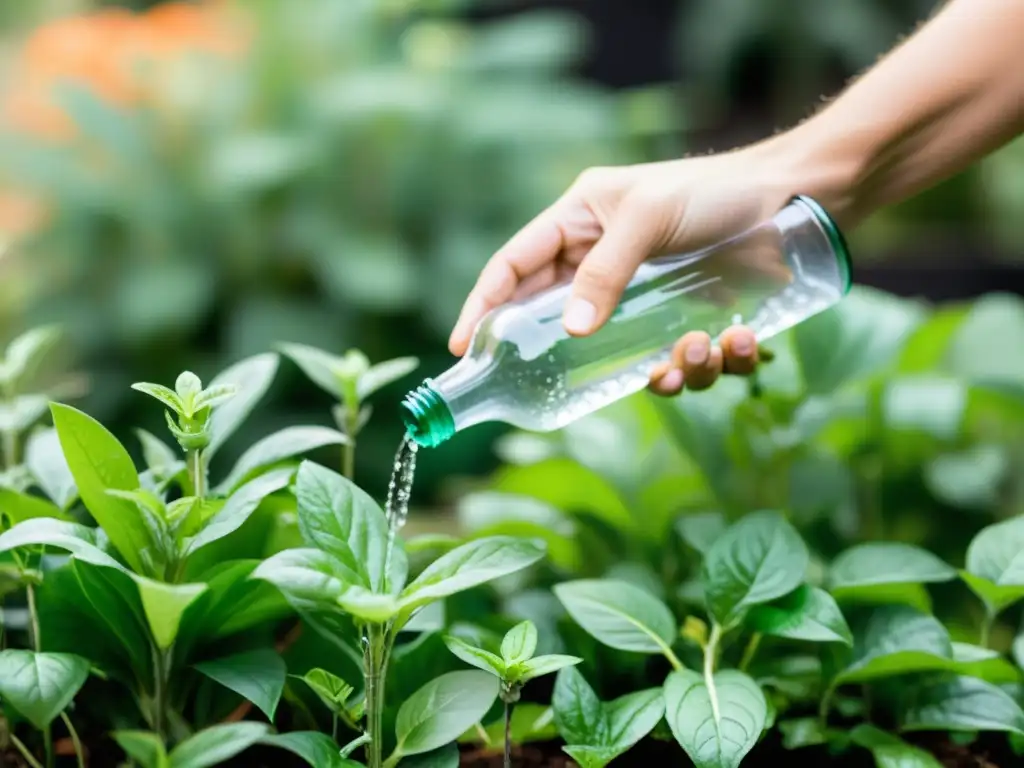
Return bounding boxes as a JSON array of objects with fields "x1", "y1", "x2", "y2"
[
  {"x1": 818, "y1": 681, "x2": 837, "y2": 725},
  {"x1": 363, "y1": 624, "x2": 390, "y2": 768},
  {"x1": 43, "y1": 726, "x2": 53, "y2": 768},
  {"x1": 187, "y1": 449, "x2": 206, "y2": 499},
  {"x1": 3, "y1": 428, "x2": 17, "y2": 469},
  {"x1": 660, "y1": 641, "x2": 685, "y2": 673},
  {"x1": 26, "y1": 582, "x2": 41, "y2": 652},
  {"x1": 703, "y1": 623, "x2": 723, "y2": 725},
  {"x1": 10, "y1": 733, "x2": 44, "y2": 768},
  {"x1": 980, "y1": 609, "x2": 996, "y2": 648},
  {"x1": 504, "y1": 699, "x2": 513, "y2": 768},
  {"x1": 60, "y1": 711, "x2": 86, "y2": 768},
  {"x1": 332, "y1": 712, "x2": 339, "y2": 742},
  {"x1": 342, "y1": 407, "x2": 358, "y2": 479},
  {"x1": 152, "y1": 645, "x2": 172, "y2": 742},
  {"x1": 738, "y1": 633, "x2": 761, "y2": 672}
]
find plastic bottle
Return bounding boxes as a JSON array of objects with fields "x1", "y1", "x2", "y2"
[{"x1": 401, "y1": 195, "x2": 851, "y2": 448}]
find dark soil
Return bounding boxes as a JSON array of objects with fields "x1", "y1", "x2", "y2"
[{"x1": 1, "y1": 730, "x2": 1015, "y2": 767}]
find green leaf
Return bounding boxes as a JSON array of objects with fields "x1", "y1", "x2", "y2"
[
  {"x1": 136, "y1": 429, "x2": 179, "y2": 471},
  {"x1": 0, "y1": 395, "x2": 49, "y2": 433},
  {"x1": 747, "y1": 585, "x2": 852, "y2": 645},
  {"x1": 278, "y1": 342, "x2": 343, "y2": 399},
  {"x1": 399, "y1": 536, "x2": 545, "y2": 614},
  {"x1": 394, "y1": 670, "x2": 500, "y2": 757},
  {"x1": 849, "y1": 724, "x2": 943, "y2": 768},
  {"x1": 949, "y1": 642, "x2": 1021, "y2": 684},
  {"x1": 0, "y1": 517, "x2": 125, "y2": 570},
  {"x1": 0, "y1": 325, "x2": 61, "y2": 387},
  {"x1": 205, "y1": 353, "x2": 280, "y2": 459},
  {"x1": 194, "y1": 648, "x2": 286, "y2": 721},
  {"x1": 192, "y1": 384, "x2": 238, "y2": 413},
  {"x1": 250, "y1": 547, "x2": 362, "y2": 612},
  {"x1": 462, "y1": 703, "x2": 557, "y2": 747},
  {"x1": 168, "y1": 722, "x2": 270, "y2": 768},
  {"x1": 50, "y1": 403, "x2": 150, "y2": 573},
  {"x1": 562, "y1": 746, "x2": 622, "y2": 768},
  {"x1": 836, "y1": 605, "x2": 953, "y2": 685},
  {"x1": 215, "y1": 426, "x2": 347, "y2": 494},
  {"x1": 501, "y1": 620, "x2": 537, "y2": 665},
  {"x1": 135, "y1": 577, "x2": 208, "y2": 650},
  {"x1": 676, "y1": 512, "x2": 727, "y2": 555},
  {"x1": 113, "y1": 731, "x2": 170, "y2": 768},
  {"x1": 24, "y1": 427, "x2": 78, "y2": 510},
  {"x1": 552, "y1": 667, "x2": 607, "y2": 745},
  {"x1": 0, "y1": 488, "x2": 71, "y2": 525},
  {"x1": 828, "y1": 543, "x2": 957, "y2": 606},
  {"x1": 664, "y1": 668, "x2": 768, "y2": 768},
  {"x1": 702, "y1": 510, "x2": 809, "y2": 625},
  {"x1": 516, "y1": 654, "x2": 582, "y2": 682},
  {"x1": 294, "y1": 461, "x2": 399, "y2": 593},
  {"x1": 553, "y1": 578, "x2": 677, "y2": 655},
  {"x1": 297, "y1": 668, "x2": 354, "y2": 713},
  {"x1": 184, "y1": 467, "x2": 292, "y2": 556},
  {"x1": 604, "y1": 688, "x2": 665, "y2": 753},
  {"x1": 964, "y1": 516, "x2": 1024, "y2": 613},
  {"x1": 358, "y1": 357, "x2": 419, "y2": 399},
  {"x1": 398, "y1": 743, "x2": 458, "y2": 767},
  {"x1": 443, "y1": 635, "x2": 505, "y2": 677},
  {"x1": 898, "y1": 675, "x2": 1024, "y2": 736},
  {"x1": 0, "y1": 650, "x2": 90, "y2": 729},
  {"x1": 131, "y1": 382, "x2": 185, "y2": 415},
  {"x1": 259, "y1": 732, "x2": 356, "y2": 768}
]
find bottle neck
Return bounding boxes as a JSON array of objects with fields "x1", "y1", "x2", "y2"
[{"x1": 400, "y1": 355, "x2": 496, "y2": 448}]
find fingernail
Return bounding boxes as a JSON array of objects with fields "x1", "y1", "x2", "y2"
[
  {"x1": 661, "y1": 369, "x2": 683, "y2": 391},
  {"x1": 686, "y1": 339, "x2": 708, "y2": 365},
  {"x1": 733, "y1": 335, "x2": 753, "y2": 356},
  {"x1": 564, "y1": 298, "x2": 596, "y2": 334}
]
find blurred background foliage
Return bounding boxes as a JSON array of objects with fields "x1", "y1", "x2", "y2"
[{"x1": 0, "y1": 0, "x2": 1022, "y2": 512}]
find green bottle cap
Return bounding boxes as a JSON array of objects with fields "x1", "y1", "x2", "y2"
[
  {"x1": 400, "y1": 381, "x2": 455, "y2": 448},
  {"x1": 791, "y1": 194, "x2": 853, "y2": 295}
]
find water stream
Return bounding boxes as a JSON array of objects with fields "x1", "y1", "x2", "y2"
[{"x1": 383, "y1": 433, "x2": 418, "y2": 589}]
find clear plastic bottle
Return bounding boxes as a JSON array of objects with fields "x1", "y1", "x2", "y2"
[{"x1": 402, "y1": 195, "x2": 852, "y2": 448}]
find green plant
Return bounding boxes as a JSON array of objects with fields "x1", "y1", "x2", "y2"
[{"x1": 443, "y1": 618, "x2": 581, "y2": 767}]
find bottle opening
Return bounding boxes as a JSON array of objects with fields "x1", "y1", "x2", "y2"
[
  {"x1": 790, "y1": 194, "x2": 853, "y2": 295},
  {"x1": 400, "y1": 381, "x2": 456, "y2": 448}
]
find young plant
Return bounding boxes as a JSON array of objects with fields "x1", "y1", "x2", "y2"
[
  {"x1": 251, "y1": 460, "x2": 547, "y2": 768},
  {"x1": 277, "y1": 343, "x2": 418, "y2": 478},
  {"x1": 551, "y1": 666, "x2": 664, "y2": 768},
  {"x1": 443, "y1": 619, "x2": 581, "y2": 767}
]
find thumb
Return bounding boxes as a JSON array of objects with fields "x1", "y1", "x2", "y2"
[{"x1": 563, "y1": 202, "x2": 661, "y2": 335}]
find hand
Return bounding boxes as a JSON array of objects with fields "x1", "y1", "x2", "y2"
[{"x1": 448, "y1": 146, "x2": 794, "y2": 395}]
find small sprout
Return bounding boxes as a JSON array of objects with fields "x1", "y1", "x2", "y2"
[
  {"x1": 132, "y1": 371, "x2": 238, "y2": 453},
  {"x1": 681, "y1": 616, "x2": 709, "y2": 648}
]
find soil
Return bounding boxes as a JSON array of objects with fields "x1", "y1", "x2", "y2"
[{"x1": 1, "y1": 730, "x2": 1015, "y2": 767}]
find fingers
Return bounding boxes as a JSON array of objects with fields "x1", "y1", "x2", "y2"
[
  {"x1": 564, "y1": 200, "x2": 658, "y2": 336},
  {"x1": 647, "y1": 325, "x2": 760, "y2": 397},
  {"x1": 448, "y1": 208, "x2": 565, "y2": 356}
]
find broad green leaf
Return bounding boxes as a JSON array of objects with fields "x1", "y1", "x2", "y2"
[
  {"x1": 605, "y1": 688, "x2": 665, "y2": 753},
  {"x1": 552, "y1": 667, "x2": 608, "y2": 745},
  {"x1": 194, "y1": 648, "x2": 286, "y2": 720},
  {"x1": 849, "y1": 724, "x2": 943, "y2": 768},
  {"x1": 950, "y1": 642, "x2": 1021, "y2": 684},
  {"x1": 837, "y1": 605, "x2": 953, "y2": 685},
  {"x1": 131, "y1": 382, "x2": 184, "y2": 414},
  {"x1": 399, "y1": 536, "x2": 545, "y2": 614},
  {"x1": 964, "y1": 517, "x2": 1024, "y2": 613},
  {"x1": 553, "y1": 579, "x2": 677, "y2": 655},
  {"x1": 898, "y1": 675, "x2": 1024, "y2": 736},
  {"x1": 250, "y1": 547, "x2": 362, "y2": 612},
  {"x1": 747, "y1": 585, "x2": 852, "y2": 645},
  {"x1": 25, "y1": 427, "x2": 78, "y2": 510},
  {"x1": 50, "y1": 403, "x2": 150, "y2": 573},
  {"x1": 563, "y1": 746, "x2": 622, "y2": 768},
  {"x1": 0, "y1": 488, "x2": 71, "y2": 525},
  {"x1": 664, "y1": 669, "x2": 768, "y2": 768},
  {"x1": 358, "y1": 356, "x2": 419, "y2": 399},
  {"x1": 297, "y1": 668, "x2": 354, "y2": 713},
  {"x1": 192, "y1": 384, "x2": 238, "y2": 413},
  {"x1": 398, "y1": 743, "x2": 458, "y2": 767},
  {"x1": 206, "y1": 353, "x2": 280, "y2": 459},
  {"x1": 501, "y1": 620, "x2": 538, "y2": 664},
  {"x1": 259, "y1": 732, "x2": 355, "y2": 768},
  {"x1": 214, "y1": 426, "x2": 347, "y2": 494},
  {"x1": 516, "y1": 654, "x2": 582, "y2": 682},
  {"x1": 461, "y1": 703, "x2": 557, "y2": 747},
  {"x1": 676, "y1": 511, "x2": 727, "y2": 555},
  {"x1": 334, "y1": 584, "x2": 400, "y2": 623},
  {"x1": 136, "y1": 428, "x2": 179, "y2": 472},
  {"x1": 394, "y1": 670, "x2": 500, "y2": 757},
  {"x1": 828, "y1": 543, "x2": 956, "y2": 605},
  {"x1": 294, "y1": 461, "x2": 399, "y2": 592},
  {"x1": 277, "y1": 342, "x2": 342, "y2": 398},
  {"x1": 113, "y1": 731, "x2": 170, "y2": 768},
  {"x1": 702, "y1": 510, "x2": 809, "y2": 624},
  {"x1": 0, "y1": 325, "x2": 61, "y2": 386},
  {"x1": 184, "y1": 467, "x2": 292, "y2": 556},
  {"x1": 925, "y1": 444, "x2": 1008, "y2": 511},
  {"x1": 443, "y1": 635, "x2": 505, "y2": 676},
  {"x1": 168, "y1": 722, "x2": 270, "y2": 768},
  {"x1": 0, "y1": 650, "x2": 90, "y2": 729},
  {"x1": 135, "y1": 577, "x2": 208, "y2": 650},
  {"x1": 0, "y1": 517, "x2": 125, "y2": 570},
  {"x1": 778, "y1": 717, "x2": 830, "y2": 749}
]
